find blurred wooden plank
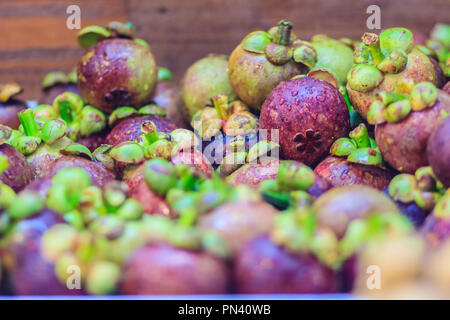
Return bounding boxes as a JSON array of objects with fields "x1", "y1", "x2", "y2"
[{"x1": 0, "y1": 0, "x2": 449, "y2": 100}]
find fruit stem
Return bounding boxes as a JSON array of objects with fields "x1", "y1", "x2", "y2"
[
  {"x1": 211, "y1": 94, "x2": 231, "y2": 120},
  {"x1": 140, "y1": 121, "x2": 159, "y2": 146},
  {"x1": 277, "y1": 20, "x2": 292, "y2": 46},
  {"x1": 18, "y1": 109, "x2": 39, "y2": 137},
  {"x1": 362, "y1": 33, "x2": 384, "y2": 65},
  {"x1": 58, "y1": 99, "x2": 74, "y2": 124}
]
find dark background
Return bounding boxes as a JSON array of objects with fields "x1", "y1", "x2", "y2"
[{"x1": 0, "y1": 0, "x2": 449, "y2": 100}]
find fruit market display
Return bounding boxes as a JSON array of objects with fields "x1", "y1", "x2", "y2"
[{"x1": 0, "y1": 20, "x2": 449, "y2": 299}]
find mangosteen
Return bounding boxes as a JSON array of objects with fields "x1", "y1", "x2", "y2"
[
  {"x1": 0, "y1": 143, "x2": 34, "y2": 192},
  {"x1": 130, "y1": 180, "x2": 173, "y2": 217},
  {"x1": 171, "y1": 149, "x2": 213, "y2": 178},
  {"x1": 150, "y1": 67, "x2": 188, "y2": 128},
  {"x1": 181, "y1": 54, "x2": 237, "y2": 121},
  {"x1": 228, "y1": 20, "x2": 308, "y2": 110},
  {"x1": 105, "y1": 113, "x2": 177, "y2": 146},
  {"x1": 260, "y1": 76, "x2": 350, "y2": 166},
  {"x1": 385, "y1": 167, "x2": 444, "y2": 228},
  {"x1": 0, "y1": 190, "x2": 81, "y2": 295},
  {"x1": 77, "y1": 129, "x2": 109, "y2": 152},
  {"x1": 306, "y1": 34, "x2": 354, "y2": 87},
  {"x1": 0, "y1": 83, "x2": 27, "y2": 129},
  {"x1": 198, "y1": 200, "x2": 277, "y2": 255},
  {"x1": 39, "y1": 156, "x2": 115, "y2": 188},
  {"x1": 371, "y1": 85, "x2": 450, "y2": 173},
  {"x1": 427, "y1": 116, "x2": 450, "y2": 188},
  {"x1": 422, "y1": 189, "x2": 450, "y2": 247},
  {"x1": 314, "y1": 123, "x2": 394, "y2": 190},
  {"x1": 313, "y1": 185, "x2": 400, "y2": 238},
  {"x1": 7, "y1": 107, "x2": 105, "y2": 176},
  {"x1": 122, "y1": 243, "x2": 229, "y2": 295},
  {"x1": 77, "y1": 22, "x2": 157, "y2": 113},
  {"x1": 121, "y1": 215, "x2": 230, "y2": 295},
  {"x1": 347, "y1": 28, "x2": 439, "y2": 120},
  {"x1": 227, "y1": 160, "x2": 331, "y2": 199},
  {"x1": 39, "y1": 69, "x2": 80, "y2": 105},
  {"x1": 190, "y1": 93, "x2": 272, "y2": 172},
  {"x1": 234, "y1": 236, "x2": 338, "y2": 294}
]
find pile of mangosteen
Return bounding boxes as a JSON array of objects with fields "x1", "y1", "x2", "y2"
[{"x1": 0, "y1": 20, "x2": 449, "y2": 298}]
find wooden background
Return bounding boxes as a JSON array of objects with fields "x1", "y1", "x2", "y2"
[{"x1": 0, "y1": 0, "x2": 449, "y2": 100}]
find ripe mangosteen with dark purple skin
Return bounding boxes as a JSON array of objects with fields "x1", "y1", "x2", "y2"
[
  {"x1": 39, "y1": 69, "x2": 80, "y2": 105},
  {"x1": 260, "y1": 76, "x2": 350, "y2": 166},
  {"x1": 347, "y1": 28, "x2": 439, "y2": 120},
  {"x1": 228, "y1": 20, "x2": 308, "y2": 110},
  {"x1": 0, "y1": 188, "x2": 82, "y2": 295},
  {"x1": 427, "y1": 116, "x2": 450, "y2": 188},
  {"x1": 6, "y1": 106, "x2": 107, "y2": 177},
  {"x1": 105, "y1": 106, "x2": 178, "y2": 146},
  {"x1": 0, "y1": 83, "x2": 27, "y2": 129},
  {"x1": 385, "y1": 167, "x2": 445, "y2": 228},
  {"x1": 150, "y1": 67, "x2": 188, "y2": 128},
  {"x1": 121, "y1": 214, "x2": 230, "y2": 295},
  {"x1": 226, "y1": 159, "x2": 331, "y2": 198},
  {"x1": 0, "y1": 142, "x2": 34, "y2": 192},
  {"x1": 77, "y1": 22, "x2": 157, "y2": 113},
  {"x1": 198, "y1": 199, "x2": 278, "y2": 256},
  {"x1": 422, "y1": 189, "x2": 450, "y2": 247},
  {"x1": 369, "y1": 83, "x2": 450, "y2": 173},
  {"x1": 313, "y1": 185, "x2": 400, "y2": 238},
  {"x1": 314, "y1": 123, "x2": 394, "y2": 190},
  {"x1": 181, "y1": 54, "x2": 238, "y2": 121},
  {"x1": 233, "y1": 208, "x2": 339, "y2": 294}
]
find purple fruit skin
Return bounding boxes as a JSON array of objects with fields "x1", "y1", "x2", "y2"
[
  {"x1": 427, "y1": 116, "x2": 450, "y2": 188},
  {"x1": 0, "y1": 144, "x2": 35, "y2": 192},
  {"x1": 260, "y1": 77, "x2": 350, "y2": 166},
  {"x1": 1, "y1": 209, "x2": 83, "y2": 295},
  {"x1": 234, "y1": 236, "x2": 338, "y2": 294}
]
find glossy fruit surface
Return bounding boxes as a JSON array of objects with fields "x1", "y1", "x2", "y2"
[
  {"x1": 260, "y1": 77, "x2": 350, "y2": 166},
  {"x1": 78, "y1": 38, "x2": 157, "y2": 113}
]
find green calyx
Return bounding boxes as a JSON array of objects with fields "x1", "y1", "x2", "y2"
[
  {"x1": 110, "y1": 142, "x2": 145, "y2": 164},
  {"x1": 86, "y1": 261, "x2": 121, "y2": 295},
  {"x1": 367, "y1": 82, "x2": 438, "y2": 125},
  {"x1": 347, "y1": 64, "x2": 384, "y2": 92},
  {"x1": 330, "y1": 124, "x2": 383, "y2": 167},
  {"x1": 108, "y1": 107, "x2": 138, "y2": 127},
  {"x1": 192, "y1": 94, "x2": 256, "y2": 139},
  {"x1": 293, "y1": 41, "x2": 317, "y2": 68},
  {"x1": 41, "y1": 119, "x2": 67, "y2": 144},
  {"x1": 144, "y1": 158, "x2": 178, "y2": 196},
  {"x1": 278, "y1": 161, "x2": 315, "y2": 191},
  {"x1": 157, "y1": 67, "x2": 172, "y2": 81},
  {"x1": 0, "y1": 83, "x2": 22, "y2": 103},
  {"x1": 389, "y1": 167, "x2": 444, "y2": 210},
  {"x1": 60, "y1": 143, "x2": 93, "y2": 160},
  {"x1": 78, "y1": 25, "x2": 112, "y2": 50},
  {"x1": 242, "y1": 31, "x2": 271, "y2": 53},
  {"x1": 7, "y1": 191, "x2": 44, "y2": 220},
  {"x1": 42, "y1": 69, "x2": 77, "y2": 90},
  {"x1": 241, "y1": 20, "x2": 300, "y2": 67},
  {"x1": 409, "y1": 82, "x2": 438, "y2": 111},
  {"x1": 433, "y1": 189, "x2": 450, "y2": 219},
  {"x1": 349, "y1": 28, "x2": 414, "y2": 93}
]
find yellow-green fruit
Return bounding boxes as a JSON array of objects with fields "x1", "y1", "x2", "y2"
[{"x1": 181, "y1": 55, "x2": 237, "y2": 121}]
